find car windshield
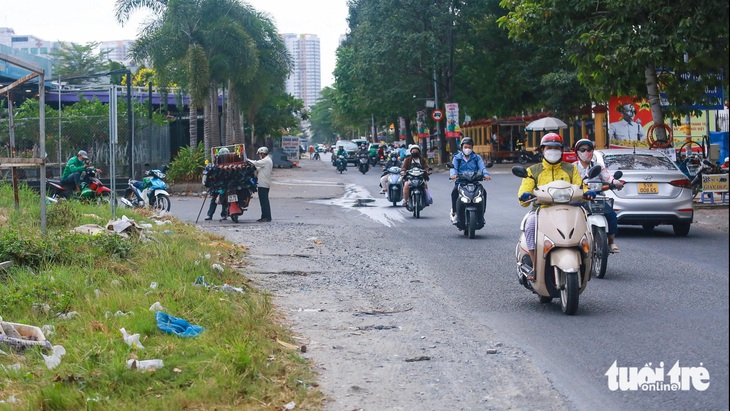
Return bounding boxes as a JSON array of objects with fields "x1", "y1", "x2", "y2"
[{"x1": 602, "y1": 154, "x2": 677, "y2": 171}]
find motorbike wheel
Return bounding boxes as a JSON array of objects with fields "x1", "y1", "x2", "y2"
[
  {"x1": 560, "y1": 271, "x2": 580, "y2": 315},
  {"x1": 518, "y1": 155, "x2": 528, "y2": 165},
  {"x1": 96, "y1": 192, "x2": 117, "y2": 207},
  {"x1": 591, "y1": 227, "x2": 609, "y2": 279},
  {"x1": 154, "y1": 194, "x2": 171, "y2": 212},
  {"x1": 413, "y1": 194, "x2": 421, "y2": 218},
  {"x1": 467, "y1": 209, "x2": 477, "y2": 239},
  {"x1": 231, "y1": 214, "x2": 239, "y2": 223}
]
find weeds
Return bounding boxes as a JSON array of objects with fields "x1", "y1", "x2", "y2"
[{"x1": 0, "y1": 184, "x2": 323, "y2": 410}]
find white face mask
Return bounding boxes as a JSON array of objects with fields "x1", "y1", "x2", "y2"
[
  {"x1": 543, "y1": 149, "x2": 562, "y2": 164},
  {"x1": 462, "y1": 148, "x2": 473, "y2": 156},
  {"x1": 578, "y1": 151, "x2": 593, "y2": 162}
]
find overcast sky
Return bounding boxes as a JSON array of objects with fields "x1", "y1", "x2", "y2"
[{"x1": 0, "y1": 0, "x2": 348, "y2": 87}]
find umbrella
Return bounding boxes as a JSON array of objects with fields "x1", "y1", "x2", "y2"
[{"x1": 525, "y1": 117, "x2": 568, "y2": 131}]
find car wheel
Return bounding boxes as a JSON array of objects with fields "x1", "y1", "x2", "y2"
[{"x1": 673, "y1": 222, "x2": 691, "y2": 236}]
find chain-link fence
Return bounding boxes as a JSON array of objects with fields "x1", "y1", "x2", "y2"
[{"x1": 1, "y1": 90, "x2": 171, "y2": 183}]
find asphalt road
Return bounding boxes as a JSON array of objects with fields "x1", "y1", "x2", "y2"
[{"x1": 169, "y1": 153, "x2": 729, "y2": 410}]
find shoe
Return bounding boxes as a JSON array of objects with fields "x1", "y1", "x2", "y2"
[
  {"x1": 204, "y1": 216, "x2": 212, "y2": 221},
  {"x1": 219, "y1": 216, "x2": 228, "y2": 221},
  {"x1": 257, "y1": 218, "x2": 271, "y2": 222},
  {"x1": 609, "y1": 243, "x2": 620, "y2": 253},
  {"x1": 450, "y1": 210, "x2": 458, "y2": 225},
  {"x1": 379, "y1": 190, "x2": 386, "y2": 194}
]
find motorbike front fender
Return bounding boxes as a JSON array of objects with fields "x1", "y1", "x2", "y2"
[
  {"x1": 155, "y1": 190, "x2": 170, "y2": 197},
  {"x1": 549, "y1": 248, "x2": 581, "y2": 272},
  {"x1": 587, "y1": 214, "x2": 607, "y2": 228}
]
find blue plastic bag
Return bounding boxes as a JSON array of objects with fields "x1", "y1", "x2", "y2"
[{"x1": 155, "y1": 312, "x2": 205, "y2": 338}]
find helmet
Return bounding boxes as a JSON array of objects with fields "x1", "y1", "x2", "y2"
[
  {"x1": 408, "y1": 144, "x2": 421, "y2": 153},
  {"x1": 218, "y1": 147, "x2": 230, "y2": 154},
  {"x1": 539, "y1": 133, "x2": 563, "y2": 149},
  {"x1": 573, "y1": 139, "x2": 594, "y2": 152},
  {"x1": 77, "y1": 150, "x2": 89, "y2": 160},
  {"x1": 460, "y1": 137, "x2": 474, "y2": 147},
  {"x1": 257, "y1": 147, "x2": 269, "y2": 154},
  {"x1": 724, "y1": 157, "x2": 729, "y2": 163}
]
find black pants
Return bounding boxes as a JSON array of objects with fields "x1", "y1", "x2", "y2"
[
  {"x1": 451, "y1": 185, "x2": 459, "y2": 212},
  {"x1": 207, "y1": 191, "x2": 227, "y2": 218},
  {"x1": 258, "y1": 187, "x2": 271, "y2": 219}
]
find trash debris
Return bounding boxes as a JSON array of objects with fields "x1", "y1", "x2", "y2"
[
  {"x1": 405, "y1": 356, "x2": 431, "y2": 362},
  {"x1": 106, "y1": 216, "x2": 143, "y2": 238},
  {"x1": 204, "y1": 253, "x2": 211, "y2": 259},
  {"x1": 41, "y1": 345, "x2": 66, "y2": 369},
  {"x1": 110, "y1": 280, "x2": 121, "y2": 287},
  {"x1": 0, "y1": 395, "x2": 19, "y2": 404},
  {"x1": 105, "y1": 311, "x2": 134, "y2": 318},
  {"x1": 91, "y1": 321, "x2": 108, "y2": 333},
  {"x1": 126, "y1": 359, "x2": 163, "y2": 371},
  {"x1": 354, "y1": 307, "x2": 413, "y2": 316},
  {"x1": 149, "y1": 302, "x2": 165, "y2": 312},
  {"x1": 41, "y1": 325, "x2": 55, "y2": 338},
  {"x1": 211, "y1": 263, "x2": 224, "y2": 272},
  {"x1": 0, "y1": 261, "x2": 12, "y2": 271},
  {"x1": 284, "y1": 401, "x2": 296, "y2": 410},
  {"x1": 0, "y1": 349, "x2": 7, "y2": 356},
  {"x1": 220, "y1": 284, "x2": 245, "y2": 294},
  {"x1": 1, "y1": 363, "x2": 21, "y2": 371},
  {"x1": 194, "y1": 276, "x2": 245, "y2": 294},
  {"x1": 56, "y1": 311, "x2": 78, "y2": 320},
  {"x1": 0, "y1": 320, "x2": 52, "y2": 351},
  {"x1": 120, "y1": 328, "x2": 145, "y2": 349},
  {"x1": 155, "y1": 312, "x2": 204, "y2": 338},
  {"x1": 150, "y1": 282, "x2": 158, "y2": 289},
  {"x1": 32, "y1": 303, "x2": 51, "y2": 314},
  {"x1": 276, "y1": 339, "x2": 299, "y2": 350},
  {"x1": 486, "y1": 348, "x2": 498, "y2": 354},
  {"x1": 193, "y1": 276, "x2": 211, "y2": 287},
  {"x1": 94, "y1": 289, "x2": 102, "y2": 298},
  {"x1": 356, "y1": 325, "x2": 399, "y2": 331}
]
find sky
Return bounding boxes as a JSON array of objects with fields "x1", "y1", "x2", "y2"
[{"x1": 0, "y1": 0, "x2": 349, "y2": 87}]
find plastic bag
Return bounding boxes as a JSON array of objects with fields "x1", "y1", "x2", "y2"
[
  {"x1": 155, "y1": 312, "x2": 205, "y2": 338},
  {"x1": 425, "y1": 189, "x2": 433, "y2": 205}
]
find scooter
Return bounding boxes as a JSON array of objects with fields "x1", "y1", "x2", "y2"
[
  {"x1": 517, "y1": 148, "x2": 541, "y2": 165},
  {"x1": 449, "y1": 163, "x2": 493, "y2": 239},
  {"x1": 384, "y1": 166, "x2": 403, "y2": 206},
  {"x1": 47, "y1": 166, "x2": 114, "y2": 205},
  {"x1": 335, "y1": 155, "x2": 347, "y2": 173},
  {"x1": 358, "y1": 154, "x2": 370, "y2": 174},
  {"x1": 221, "y1": 162, "x2": 258, "y2": 223},
  {"x1": 404, "y1": 165, "x2": 430, "y2": 218},
  {"x1": 583, "y1": 170, "x2": 623, "y2": 279},
  {"x1": 512, "y1": 165, "x2": 599, "y2": 315},
  {"x1": 120, "y1": 164, "x2": 171, "y2": 212}
]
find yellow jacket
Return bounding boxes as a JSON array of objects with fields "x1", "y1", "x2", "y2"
[{"x1": 517, "y1": 160, "x2": 582, "y2": 207}]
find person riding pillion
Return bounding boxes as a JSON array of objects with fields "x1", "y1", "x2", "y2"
[
  {"x1": 517, "y1": 133, "x2": 596, "y2": 281},
  {"x1": 449, "y1": 137, "x2": 491, "y2": 224},
  {"x1": 401, "y1": 144, "x2": 430, "y2": 207},
  {"x1": 573, "y1": 139, "x2": 623, "y2": 253}
]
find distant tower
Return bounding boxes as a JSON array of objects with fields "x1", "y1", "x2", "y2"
[{"x1": 283, "y1": 33, "x2": 321, "y2": 110}]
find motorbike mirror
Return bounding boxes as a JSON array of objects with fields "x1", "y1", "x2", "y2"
[
  {"x1": 613, "y1": 170, "x2": 623, "y2": 180},
  {"x1": 587, "y1": 165, "x2": 602, "y2": 179},
  {"x1": 485, "y1": 162, "x2": 494, "y2": 168},
  {"x1": 511, "y1": 166, "x2": 528, "y2": 178},
  {"x1": 446, "y1": 162, "x2": 454, "y2": 168},
  {"x1": 702, "y1": 159, "x2": 713, "y2": 166},
  {"x1": 144, "y1": 162, "x2": 151, "y2": 167},
  {"x1": 162, "y1": 164, "x2": 170, "y2": 172}
]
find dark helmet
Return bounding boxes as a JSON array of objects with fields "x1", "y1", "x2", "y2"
[
  {"x1": 539, "y1": 133, "x2": 563, "y2": 149},
  {"x1": 460, "y1": 137, "x2": 474, "y2": 147},
  {"x1": 574, "y1": 138, "x2": 594, "y2": 152}
]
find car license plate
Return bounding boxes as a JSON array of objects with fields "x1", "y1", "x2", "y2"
[
  {"x1": 638, "y1": 183, "x2": 658, "y2": 194},
  {"x1": 228, "y1": 194, "x2": 238, "y2": 202}
]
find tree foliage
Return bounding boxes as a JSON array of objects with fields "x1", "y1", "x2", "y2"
[{"x1": 51, "y1": 42, "x2": 112, "y2": 84}]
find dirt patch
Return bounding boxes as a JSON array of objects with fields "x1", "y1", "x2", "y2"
[{"x1": 694, "y1": 206, "x2": 729, "y2": 233}]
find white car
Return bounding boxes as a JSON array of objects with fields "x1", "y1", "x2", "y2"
[{"x1": 593, "y1": 148, "x2": 694, "y2": 236}]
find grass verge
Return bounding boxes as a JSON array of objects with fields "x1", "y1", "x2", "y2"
[{"x1": 0, "y1": 183, "x2": 323, "y2": 410}]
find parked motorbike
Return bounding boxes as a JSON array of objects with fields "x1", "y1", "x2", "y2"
[
  {"x1": 47, "y1": 166, "x2": 114, "y2": 205},
  {"x1": 517, "y1": 148, "x2": 541, "y2": 165},
  {"x1": 221, "y1": 162, "x2": 258, "y2": 223},
  {"x1": 384, "y1": 166, "x2": 403, "y2": 206},
  {"x1": 120, "y1": 164, "x2": 171, "y2": 212},
  {"x1": 679, "y1": 156, "x2": 722, "y2": 198},
  {"x1": 335, "y1": 155, "x2": 347, "y2": 173},
  {"x1": 512, "y1": 165, "x2": 599, "y2": 315},
  {"x1": 583, "y1": 170, "x2": 623, "y2": 279},
  {"x1": 449, "y1": 162, "x2": 493, "y2": 239},
  {"x1": 358, "y1": 154, "x2": 370, "y2": 174},
  {"x1": 404, "y1": 164, "x2": 430, "y2": 218}
]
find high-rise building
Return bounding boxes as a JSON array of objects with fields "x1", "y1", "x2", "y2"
[
  {"x1": 99, "y1": 40, "x2": 136, "y2": 67},
  {"x1": 0, "y1": 27, "x2": 60, "y2": 59},
  {"x1": 283, "y1": 33, "x2": 321, "y2": 110}
]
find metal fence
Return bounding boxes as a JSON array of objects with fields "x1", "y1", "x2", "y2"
[{"x1": 1, "y1": 93, "x2": 170, "y2": 183}]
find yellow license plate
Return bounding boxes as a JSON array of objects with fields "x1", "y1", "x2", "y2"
[{"x1": 638, "y1": 183, "x2": 658, "y2": 194}]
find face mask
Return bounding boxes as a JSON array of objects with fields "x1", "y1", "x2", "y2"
[
  {"x1": 543, "y1": 149, "x2": 562, "y2": 164},
  {"x1": 462, "y1": 148, "x2": 473, "y2": 156},
  {"x1": 578, "y1": 151, "x2": 592, "y2": 162},
  {"x1": 411, "y1": 152, "x2": 420, "y2": 158}
]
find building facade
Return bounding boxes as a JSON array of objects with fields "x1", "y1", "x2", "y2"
[{"x1": 283, "y1": 33, "x2": 321, "y2": 110}]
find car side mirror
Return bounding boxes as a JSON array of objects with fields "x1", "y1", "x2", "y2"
[{"x1": 512, "y1": 166, "x2": 528, "y2": 178}]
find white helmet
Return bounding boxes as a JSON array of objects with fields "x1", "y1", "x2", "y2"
[
  {"x1": 257, "y1": 146, "x2": 269, "y2": 154},
  {"x1": 218, "y1": 147, "x2": 230, "y2": 154},
  {"x1": 408, "y1": 144, "x2": 421, "y2": 153},
  {"x1": 725, "y1": 157, "x2": 729, "y2": 163}
]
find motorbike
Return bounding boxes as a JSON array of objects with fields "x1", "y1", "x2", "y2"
[
  {"x1": 517, "y1": 148, "x2": 541, "y2": 165},
  {"x1": 512, "y1": 165, "x2": 600, "y2": 315},
  {"x1": 358, "y1": 154, "x2": 370, "y2": 174},
  {"x1": 120, "y1": 164, "x2": 171, "y2": 212},
  {"x1": 384, "y1": 166, "x2": 403, "y2": 206},
  {"x1": 449, "y1": 163, "x2": 493, "y2": 239},
  {"x1": 220, "y1": 162, "x2": 258, "y2": 223},
  {"x1": 404, "y1": 164, "x2": 430, "y2": 218},
  {"x1": 47, "y1": 166, "x2": 114, "y2": 205},
  {"x1": 583, "y1": 170, "x2": 623, "y2": 279},
  {"x1": 369, "y1": 154, "x2": 380, "y2": 166},
  {"x1": 313, "y1": 151, "x2": 320, "y2": 161},
  {"x1": 335, "y1": 154, "x2": 347, "y2": 173},
  {"x1": 679, "y1": 156, "x2": 722, "y2": 198}
]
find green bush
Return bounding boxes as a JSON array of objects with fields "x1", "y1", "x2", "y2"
[{"x1": 166, "y1": 142, "x2": 205, "y2": 183}]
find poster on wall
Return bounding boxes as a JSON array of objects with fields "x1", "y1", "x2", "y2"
[
  {"x1": 417, "y1": 110, "x2": 428, "y2": 140},
  {"x1": 445, "y1": 103, "x2": 461, "y2": 139},
  {"x1": 608, "y1": 96, "x2": 712, "y2": 149},
  {"x1": 399, "y1": 117, "x2": 406, "y2": 140}
]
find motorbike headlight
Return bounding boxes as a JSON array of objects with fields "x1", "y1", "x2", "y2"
[
  {"x1": 473, "y1": 195, "x2": 483, "y2": 203},
  {"x1": 460, "y1": 196, "x2": 471, "y2": 203},
  {"x1": 547, "y1": 187, "x2": 574, "y2": 203}
]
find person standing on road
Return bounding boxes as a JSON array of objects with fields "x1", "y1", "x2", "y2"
[
  {"x1": 249, "y1": 147, "x2": 273, "y2": 222},
  {"x1": 307, "y1": 144, "x2": 315, "y2": 159}
]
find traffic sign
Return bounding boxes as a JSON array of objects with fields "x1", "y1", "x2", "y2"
[{"x1": 431, "y1": 109, "x2": 443, "y2": 121}]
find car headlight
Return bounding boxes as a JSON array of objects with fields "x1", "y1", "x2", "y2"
[{"x1": 548, "y1": 187, "x2": 574, "y2": 203}]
